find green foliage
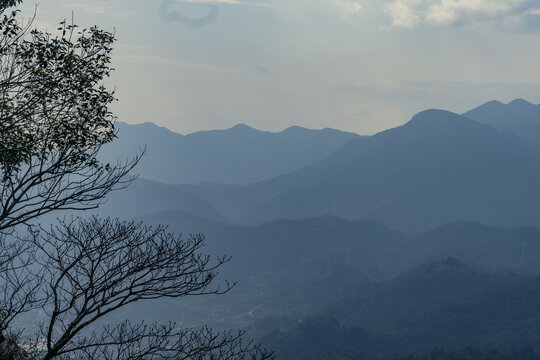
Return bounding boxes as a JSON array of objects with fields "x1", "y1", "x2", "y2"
[
  {"x1": 0, "y1": 16, "x2": 116, "y2": 178},
  {"x1": 0, "y1": 3, "x2": 138, "y2": 231}
]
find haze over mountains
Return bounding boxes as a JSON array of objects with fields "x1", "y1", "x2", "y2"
[
  {"x1": 137, "y1": 212, "x2": 540, "y2": 291},
  {"x1": 106, "y1": 212, "x2": 540, "y2": 359},
  {"x1": 264, "y1": 258, "x2": 540, "y2": 359},
  {"x1": 102, "y1": 99, "x2": 540, "y2": 232},
  {"x1": 464, "y1": 98, "x2": 540, "y2": 155},
  {"x1": 101, "y1": 122, "x2": 359, "y2": 185},
  {"x1": 96, "y1": 98, "x2": 540, "y2": 359}
]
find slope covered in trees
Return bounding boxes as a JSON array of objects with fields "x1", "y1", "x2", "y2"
[
  {"x1": 119, "y1": 213, "x2": 540, "y2": 340},
  {"x1": 263, "y1": 259, "x2": 540, "y2": 359}
]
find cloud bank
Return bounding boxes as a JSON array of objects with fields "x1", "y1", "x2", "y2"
[{"x1": 383, "y1": 0, "x2": 540, "y2": 30}]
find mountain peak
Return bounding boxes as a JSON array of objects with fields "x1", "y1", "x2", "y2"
[
  {"x1": 464, "y1": 98, "x2": 540, "y2": 128},
  {"x1": 465, "y1": 98, "x2": 537, "y2": 117},
  {"x1": 410, "y1": 109, "x2": 462, "y2": 122},
  {"x1": 282, "y1": 125, "x2": 310, "y2": 134},
  {"x1": 361, "y1": 108, "x2": 496, "y2": 150},
  {"x1": 484, "y1": 100, "x2": 504, "y2": 106},
  {"x1": 228, "y1": 123, "x2": 259, "y2": 132},
  {"x1": 508, "y1": 98, "x2": 535, "y2": 107},
  {"x1": 405, "y1": 109, "x2": 482, "y2": 132},
  {"x1": 116, "y1": 121, "x2": 184, "y2": 138}
]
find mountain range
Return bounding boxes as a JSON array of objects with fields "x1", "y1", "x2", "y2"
[
  {"x1": 95, "y1": 100, "x2": 540, "y2": 358},
  {"x1": 100, "y1": 122, "x2": 359, "y2": 185},
  {"x1": 464, "y1": 98, "x2": 540, "y2": 155},
  {"x1": 100, "y1": 99, "x2": 540, "y2": 232}
]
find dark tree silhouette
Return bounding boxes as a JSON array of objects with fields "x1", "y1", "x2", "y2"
[
  {"x1": 0, "y1": 1, "x2": 274, "y2": 359},
  {"x1": 0, "y1": 3, "x2": 139, "y2": 232}
]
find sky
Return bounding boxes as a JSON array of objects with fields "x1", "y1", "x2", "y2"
[{"x1": 20, "y1": 0, "x2": 540, "y2": 135}]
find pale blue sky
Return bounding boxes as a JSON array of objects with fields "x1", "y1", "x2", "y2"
[{"x1": 22, "y1": 0, "x2": 540, "y2": 134}]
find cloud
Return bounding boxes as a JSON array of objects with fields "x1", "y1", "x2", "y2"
[
  {"x1": 384, "y1": 0, "x2": 421, "y2": 28},
  {"x1": 333, "y1": 1, "x2": 363, "y2": 18},
  {"x1": 159, "y1": 0, "x2": 269, "y2": 28},
  {"x1": 159, "y1": 0, "x2": 220, "y2": 28},
  {"x1": 332, "y1": 80, "x2": 540, "y2": 101},
  {"x1": 525, "y1": 7, "x2": 540, "y2": 16},
  {"x1": 383, "y1": 0, "x2": 540, "y2": 30},
  {"x1": 425, "y1": 0, "x2": 511, "y2": 25}
]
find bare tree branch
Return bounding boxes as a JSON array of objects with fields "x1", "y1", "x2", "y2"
[
  {"x1": 0, "y1": 4, "x2": 274, "y2": 360},
  {"x1": 25, "y1": 322, "x2": 274, "y2": 360},
  {"x1": 7, "y1": 217, "x2": 274, "y2": 360}
]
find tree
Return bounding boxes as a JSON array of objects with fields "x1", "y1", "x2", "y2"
[
  {"x1": 0, "y1": 1, "x2": 137, "y2": 232},
  {"x1": 0, "y1": 1, "x2": 274, "y2": 359}
]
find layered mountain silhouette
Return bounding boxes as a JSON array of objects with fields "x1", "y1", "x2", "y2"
[
  {"x1": 166, "y1": 109, "x2": 540, "y2": 232},
  {"x1": 137, "y1": 213, "x2": 540, "y2": 287},
  {"x1": 464, "y1": 98, "x2": 540, "y2": 154},
  {"x1": 101, "y1": 100, "x2": 540, "y2": 232},
  {"x1": 100, "y1": 122, "x2": 359, "y2": 185},
  {"x1": 94, "y1": 99, "x2": 540, "y2": 359},
  {"x1": 99, "y1": 178, "x2": 224, "y2": 222}
]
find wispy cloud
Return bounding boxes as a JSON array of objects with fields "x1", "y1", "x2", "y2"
[
  {"x1": 333, "y1": 1, "x2": 363, "y2": 18},
  {"x1": 113, "y1": 53, "x2": 246, "y2": 74},
  {"x1": 425, "y1": 0, "x2": 511, "y2": 25},
  {"x1": 383, "y1": 0, "x2": 540, "y2": 30},
  {"x1": 384, "y1": 0, "x2": 421, "y2": 28},
  {"x1": 525, "y1": 7, "x2": 540, "y2": 16}
]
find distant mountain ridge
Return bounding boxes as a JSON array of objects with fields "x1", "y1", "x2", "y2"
[
  {"x1": 94, "y1": 99, "x2": 540, "y2": 360},
  {"x1": 100, "y1": 122, "x2": 359, "y2": 185},
  {"x1": 464, "y1": 98, "x2": 540, "y2": 154},
  {"x1": 100, "y1": 99, "x2": 540, "y2": 232},
  {"x1": 168, "y1": 108, "x2": 540, "y2": 231}
]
